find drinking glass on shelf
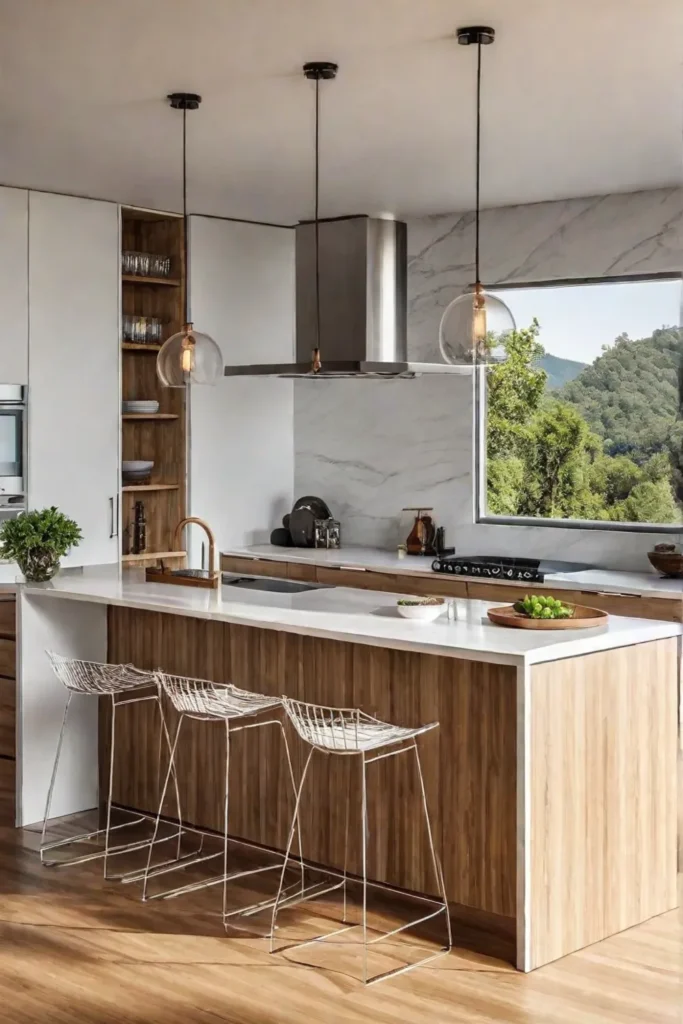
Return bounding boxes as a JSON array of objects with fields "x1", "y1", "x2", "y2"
[{"x1": 150, "y1": 255, "x2": 171, "y2": 278}]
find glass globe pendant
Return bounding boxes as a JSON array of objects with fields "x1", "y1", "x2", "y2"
[
  {"x1": 157, "y1": 323, "x2": 223, "y2": 387},
  {"x1": 439, "y1": 27, "x2": 515, "y2": 366},
  {"x1": 439, "y1": 283, "x2": 515, "y2": 365},
  {"x1": 157, "y1": 93, "x2": 222, "y2": 387}
]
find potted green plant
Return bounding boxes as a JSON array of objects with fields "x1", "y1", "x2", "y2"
[{"x1": 0, "y1": 507, "x2": 83, "y2": 582}]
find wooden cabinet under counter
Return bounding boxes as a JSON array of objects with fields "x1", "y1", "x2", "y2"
[{"x1": 0, "y1": 595, "x2": 15, "y2": 826}]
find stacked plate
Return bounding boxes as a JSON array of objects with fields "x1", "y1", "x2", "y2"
[
  {"x1": 122, "y1": 400, "x2": 160, "y2": 415},
  {"x1": 122, "y1": 460, "x2": 154, "y2": 484}
]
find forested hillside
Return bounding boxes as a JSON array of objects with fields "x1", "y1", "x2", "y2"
[
  {"x1": 559, "y1": 327, "x2": 682, "y2": 460},
  {"x1": 536, "y1": 353, "x2": 586, "y2": 389},
  {"x1": 486, "y1": 322, "x2": 683, "y2": 523}
]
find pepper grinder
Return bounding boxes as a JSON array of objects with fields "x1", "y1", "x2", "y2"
[{"x1": 132, "y1": 500, "x2": 147, "y2": 555}]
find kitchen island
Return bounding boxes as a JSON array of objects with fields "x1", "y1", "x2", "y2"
[{"x1": 18, "y1": 567, "x2": 680, "y2": 971}]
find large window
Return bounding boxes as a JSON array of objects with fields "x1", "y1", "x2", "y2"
[{"x1": 480, "y1": 276, "x2": 683, "y2": 529}]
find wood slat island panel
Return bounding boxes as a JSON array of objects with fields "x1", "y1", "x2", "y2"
[{"x1": 528, "y1": 638, "x2": 678, "y2": 969}]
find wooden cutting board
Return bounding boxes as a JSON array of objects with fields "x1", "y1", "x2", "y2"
[{"x1": 487, "y1": 603, "x2": 608, "y2": 630}]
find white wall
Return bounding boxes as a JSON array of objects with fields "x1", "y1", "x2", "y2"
[
  {"x1": 294, "y1": 188, "x2": 683, "y2": 569},
  {"x1": 0, "y1": 186, "x2": 28, "y2": 384},
  {"x1": 188, "y1": 216, "x2": 295, "y2": 564}
]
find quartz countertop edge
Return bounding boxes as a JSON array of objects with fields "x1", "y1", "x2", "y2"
[
  {"x1": 222, "y1": 545, "x2": 683, "y2": 601},
  {"x1": 21, "y1": 568, "x2": 682, "y2": 669}
]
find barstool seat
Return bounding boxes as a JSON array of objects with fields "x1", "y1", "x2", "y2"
[
  {"x1": 165, "y1": 677, "x2": 282, "y2": 720},
  {"x1": 287, "y1": 700, "x2": 437, "y2": 752}
]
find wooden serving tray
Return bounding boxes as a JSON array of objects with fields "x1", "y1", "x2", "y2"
[{"x1": 487, "y1": 603, "x2": 608, "y2": 630}]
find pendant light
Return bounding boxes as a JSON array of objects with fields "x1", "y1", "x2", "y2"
[
  {"x1": 157, "y1": 92, "x2": 223, "y2": 387},
  {"x1": 303, "y1": 61, "x2": 338, "y2": 373},
  {"x1": 439, "y1": 27, "x2": 515, "y2": 366}
]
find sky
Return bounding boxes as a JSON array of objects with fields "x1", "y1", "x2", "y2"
[{"x1": 490, "y1": 278, "x2": 682, "y2": 364}]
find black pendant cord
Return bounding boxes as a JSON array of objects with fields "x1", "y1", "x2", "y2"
[
  {"x1": 182, "y1": 105, "x2": 190, "y2": 326},
  {"x1": 314, "y1": 74, "x2": 321, "y2": 361},
  {"x1": 474, "y1": 38, "x2": 482, "y2": 286}
]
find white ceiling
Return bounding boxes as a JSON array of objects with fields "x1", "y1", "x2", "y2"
[{"x1": 0, "y1": 0, "x2": 681, "y2": 223}]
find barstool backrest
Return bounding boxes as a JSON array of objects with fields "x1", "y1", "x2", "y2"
[{"x1": 46, "y1": 651, "x2": 153, "y2": 695}]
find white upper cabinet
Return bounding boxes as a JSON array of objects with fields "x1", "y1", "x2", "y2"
[
  {"x1": 187, "y1": 216, "x2": 295, "y2": 562},
  {"x1": 28, "y1": 192, "x2": 120, "y2": 565},
  {"x1": 0, "y1": 187, "x2": 29, "y2": 384}
]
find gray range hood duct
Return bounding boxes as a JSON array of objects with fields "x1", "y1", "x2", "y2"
[{"x1": 223, "y1": 214, "x2": 462, "y2": 378}]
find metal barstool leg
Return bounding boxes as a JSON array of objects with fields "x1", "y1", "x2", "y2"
[
  {"x1": 361, "y1": 751, "x2": 369, "y2": 985},
  {"x1": 269, "y1": 746, "x2": 315, "y2": 953},
  {"x1": 222, "y1": 719, "x2": 230, "y2": 928},
  {"x1": 103, "y1": 694, "x2": 118, "y2": 879},
  {"x1": 278, "y1": 720, "x2": 305, "y2": 898},
  {"x1": 142, "y1": 714, "x2": 185, "y2": 901},
  {"x1": 342, "y1": 757, "x2": 351, "y2": 923},
  {"x1": 156, "y1": 695, "x2": 185, "y2": 862},
  {"x1": 413, "y1": 745, "x2": 452, "y2": 951},
  {"x1": 40, "y1": 693, "x2": 73, "y2": 864}
]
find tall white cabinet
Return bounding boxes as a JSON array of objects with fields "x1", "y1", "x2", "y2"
[
  {"x1": 28, "y1": 192, "x2": 120, "y2": 565},
  {"x1": 0, "y1": 187, "x2": 29, "y2": 384},
  {"x1": 187, "y1": 216, "x2": 295, "y2": 564}
]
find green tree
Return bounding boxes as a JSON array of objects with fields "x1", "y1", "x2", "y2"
[{"x1": 486, "y1": 321, "x2": 682, "y2": 524}]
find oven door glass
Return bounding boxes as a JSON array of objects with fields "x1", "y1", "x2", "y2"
[{"x1": 0, "y1": 409, "x2": 23, "y2": 478}]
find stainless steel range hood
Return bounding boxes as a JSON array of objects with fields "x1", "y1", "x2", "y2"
[{"x1": 223, "y1": 215, "x2": 463, "y2": 378}]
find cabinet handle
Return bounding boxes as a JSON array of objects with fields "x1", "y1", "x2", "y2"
[{"x1": 109, "y1": 496, "x2": 119, "y2": 539}]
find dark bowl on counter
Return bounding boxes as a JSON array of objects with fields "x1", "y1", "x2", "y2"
[{"x1": 648, "y1": 550, "x2": 683, "y2": 578}]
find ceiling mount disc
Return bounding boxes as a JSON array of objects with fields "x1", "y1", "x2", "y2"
[
  {"x1": 303, "y1": 61, "x2": 339, "y2": 81},
  {"x1": 456, "y1": 26, "x2": 495, "y2": 46},
  {"x1": 167, "y1": 92, "x2": 202, "y2": 110}
]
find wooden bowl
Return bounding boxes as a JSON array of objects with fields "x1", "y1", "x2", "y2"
[
  {"x1": 487, "y1": 603, "x2": 608, "y2": 630},
  {"x1": 647, "y1": 550, "x2": 683, "y2": 578}
]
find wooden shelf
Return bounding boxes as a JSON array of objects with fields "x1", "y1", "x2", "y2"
[
  {"x1": 122, "y1": 342, "x2": 162, "y2": 352},
  {"x1": 122, "y1": 483, "x2": 180, "y2": 492},
  {"x1": 122, "y1": 275, "x2": 180, "y2": 287},
  {"x1": 122, "y1": 550, "x2": 186, "y2": 563},
  {"x1": 122, "y1": 414, "x2": 179, "y2": 421}
]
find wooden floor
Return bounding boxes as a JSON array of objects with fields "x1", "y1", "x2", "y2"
[{"x1": 0, "y1": 819, "x2": 680, "y2": 1024}]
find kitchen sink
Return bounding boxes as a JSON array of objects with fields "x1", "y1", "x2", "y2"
[{"x1": 221, "y1": 573, "x2": 330, "y2": 595}]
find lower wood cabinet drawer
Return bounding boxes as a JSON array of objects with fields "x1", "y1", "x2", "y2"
[
  {"x1": 0, "y1": 638, "x2": 16, "y2": 679},
  {"x1": 221, "y1": 555, "x2": 287, "y2": 578},
  {"x1": 0, "y1": 598, "x2": 16, "y2": 639},
  {"x1": 406, "y1": 574, "x2": 468, "y2": 599},
  {"x1": 0, "y1": 756, "x2": 15, "y2": 826},
  {"x1": 286, "y1": 561, "x2": 318, "y2": 582},
  {"x1": 315, "y1": 567, "x2": 400, "y2": 592},
  {"x1": 0, "y1": 677, "x2": 15, "y2": 758}
]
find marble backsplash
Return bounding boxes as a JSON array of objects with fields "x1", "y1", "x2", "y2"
[
  {"x1": 294, "y1": 187, "x2": 683, "y2": 570},
  {"x1": 294, "y1": 375, "x2": 472, "y2": 548}
]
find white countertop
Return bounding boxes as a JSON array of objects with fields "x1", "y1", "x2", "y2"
[
  {"x1": 222, "y1": 544, "x2": 683, "y2": 601},
  {"x1": 21, "y1": 565, "x2": 682, "y2": 668}
]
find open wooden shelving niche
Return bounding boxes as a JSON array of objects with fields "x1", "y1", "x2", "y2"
[{"x1": 121, "y1": 207, "x2": 186, "y2": 566}]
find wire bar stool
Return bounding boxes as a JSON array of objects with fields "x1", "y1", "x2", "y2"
[
  {"x1": 269, "y1": 697, "x2": 452, "y2": 985},
  {"x1": 132, "y1": 671, "x2": 303, "y2": 927},
  {"x1": 41, "y1": 652, "x2": 182, "y2": 878}
]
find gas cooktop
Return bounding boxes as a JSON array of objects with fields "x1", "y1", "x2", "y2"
[{"x1": 431, "y1": 555, "x2": 593, "y2": 583}]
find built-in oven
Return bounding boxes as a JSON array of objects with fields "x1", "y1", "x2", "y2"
[{"x1": 0, "y1": 385, "x2": 26, "y2": 510}]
